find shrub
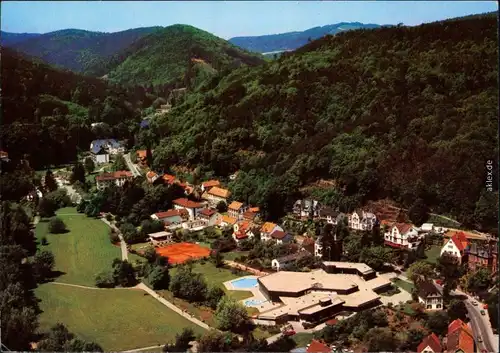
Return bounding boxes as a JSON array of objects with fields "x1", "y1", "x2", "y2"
[
  {"x1": 109, "y1": 231, "x2": 120, "y2": 244},
  {"x1": 105, "y1": 214, "x2": 113, "y2": 221},
  {"x1": 48, "y1": 217, "x2": 67, "y2": 234},
  {"x1": 95, "y1": 271, "x2": 115, "y2": 288},
  {"x1": 41, "y1": 236, "x2": 48, "y2": 246}
]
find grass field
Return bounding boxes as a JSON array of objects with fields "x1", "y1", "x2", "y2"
[
  {"x1": 36, "y1": 284, "x2": 206, "y2": 351},
  {"x1": 36, "y1": 208, "x2": 121, "y2": 286},
  {"x1": 424, "y1": 245, "x2": 442, "y2": 264},
  {"x1": 391, "y1": 278, "x2": 415, "y2": 293},
  {"x1": 223, "y1": 250, "x2": 249, "y2": 261},
  {"x1": 292, "y1": 333, "x2": 314, "y2": 347}
]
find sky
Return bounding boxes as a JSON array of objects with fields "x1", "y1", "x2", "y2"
[{"x1": 1, "y1": 1, "x2": 498, "y2": 39}]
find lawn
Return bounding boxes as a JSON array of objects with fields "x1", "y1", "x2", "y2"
[
  {"x1": 391, "y1": 278, "x2": 415, "y2": 293},
  {"x1": 36, "y1": 208, "x2": 122, "y2": 286},
  {"x1": 158, "y1": 261, "x2": 255, "y2": 327},
  {"x1": 292, "y1": 333, "x2": 314, "y2": 347},
  {"x1": 424, "y1": 245, "x2": 442, "y2": 264},
  {"x1": 223, "y1": 250, "x2": 249, "y2": 261},
  {"x1": 36, "y1": 284, "x2": 206, "y2": 351}
]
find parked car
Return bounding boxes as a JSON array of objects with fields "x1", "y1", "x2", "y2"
[
  {"x1": 472, "y1": 301, "x2": 478, "y2": 306},
  {"x1": 477, "y1": 336, "x2": 483, "y2": 343},
  {"x1": 480, "y1": 310, "x2": 486, "y2": 316},
  {"x1": 282, "y1": 330, "x2": 296, "y2": 337}
]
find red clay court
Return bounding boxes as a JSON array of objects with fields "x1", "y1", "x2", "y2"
[{"x1": 155, "y1": 242, "x2": 211, "y2": 264}]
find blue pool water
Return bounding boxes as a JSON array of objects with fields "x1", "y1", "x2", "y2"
[
  {"x1": 231, "y1": 277, "x2": 258, "y2": 289},
  {"x1": 245, "y1": 299, "x2": 265, "y2": 306}
]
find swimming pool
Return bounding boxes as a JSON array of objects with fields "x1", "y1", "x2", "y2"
[
  {"x1": 244, "y1": 299, "x2": 265, "y2": 306},
  {"x1": 231, "y1": 277, "x2": 258, "y2": 289}
]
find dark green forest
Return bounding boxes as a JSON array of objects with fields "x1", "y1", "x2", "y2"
[
  {"x1": 103, "y1": 24, "x2": 265, "y2": 87},
  {"x1": 6, "y1": 27, "x2": 162, "y2": 75},
  {"x1": 1, "y1": 47, "x2": 161, "y2": 169},
  {"x1": 147, "y1": 15, "x2": 498, "y2": 231}
]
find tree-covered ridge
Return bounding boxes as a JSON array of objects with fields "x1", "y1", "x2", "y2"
[
  {"x1": 1, "y1": 47, "x2": 159, "y2": 169},
  {"x1": 229, "y1": 22, "x2": 382, "y2": 53},
  {"x1": 150, "y1": 15, "x2": 498, "y2": 230},
  {"x1": 0, "y1": 31, "x2": 41, "y2": 46},
  {"x1": 7, "y1": 27, "x2": 163, "y2": 75},
  {"x1": 103, "y1": 24, "x2": 265, "y2": 87}
]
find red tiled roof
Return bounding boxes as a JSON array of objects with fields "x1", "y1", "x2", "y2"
[
  {"x1": 450, "y1": 232, "x2": 469, "y2": 252},
  {"x1": 202, "y1": 180, "x2": 220, "y2": 188},
  {"x1": 448, "y1": 319, "x2": 469, "y2": 335},
  {"x1": 146, "y1": 171, "x2": 158, "y2": 180},
  {"x1": 249, "y1": 207, "x2": 260, "y2": 213},
  {"x1": 417, "y1": 333, "x2": 442, "y2": 353},
  {"x1": 447, "y1": 327, "x2": 474, "y2": 353},
  {"x1": 162, "y1": 174, "x2": 176, "y2": 184},
  {"x1": 173, "y1": 198, "x2": 202, "y2": 209},
  {"x1": 155, "y1": 210, "x2": 183, "y2": 219},
  {"x1": 261, "y1": 222, "x2": 277, "y2": 233},
  {"x1": 228, "y1": 201, "x2": 244, "y2": 211},
  {"x1": 325, "y1": 319, "x2": 338, "y2": 326},
  {"x1": 394, "y1": 223, "x2": 413, "y2": 235},
  {"x1": 220, "y1": 215, "x2": 237, "y2": 225},
  {"x1": 207, "y1": 186, "x2": 231, "y2": 199},
  {"x1": 235, "y1": 232, "x2": 248, "y2": 240},
  {"x1": 307, "y1": 340, "x2": 331, "y2": 353},
  {"x1": 199, "y1": 208, "x2": 216, "y2": 217},
  {"x1": 270, "y1": 230, "x2": 287, "y2": 240},
  {"x1": 96, "y1": 171, "x2": 133, "y2": 181}
]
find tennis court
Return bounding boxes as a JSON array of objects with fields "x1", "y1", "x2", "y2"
[{"x1": 155, "y1": 242, "x2": 211, "y2": 264}]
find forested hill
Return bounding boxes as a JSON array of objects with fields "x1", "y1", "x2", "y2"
[
  {"x1": 0, "y1": 31, "x2": 41, "y2": 46},
  {"x1": 150, "y1": 15, "x2": 498, "y2": 231},
  {"x1": 6, "y1": 27, "x2": 162, "y2": 75},
  {"x1": 1, "y1": 47, "x2": 157, "y2": 169},
  {"x1": 102, "y1": 24, "x2": 265, "y2": 87},
  {"x1": 229, "y1": 22, "x2": 382, "y2": 53}
]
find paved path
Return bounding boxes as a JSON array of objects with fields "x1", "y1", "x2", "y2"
[
  {"x1": 48, "y1": 281, "x2": 136, "y2": 290},
  {"x1": 101, "y1": 218, "x2": 128, "y2": 261},
  {"x1": 224, "y1": 260, "x2": 269, "y2": 276},
  {"x1": 122, "y1": 345, "x2": 163, "y2": 353},
  {"x1": 136, "y1": 283, "x2": 212, "y2": 331},
  {"x1": 124, "y1": 152, "x2": 142, "y2": 177}
]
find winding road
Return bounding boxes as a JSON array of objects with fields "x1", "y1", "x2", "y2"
[{"x1": 124, "y1": 152, "x2": 142, "y2": 177}]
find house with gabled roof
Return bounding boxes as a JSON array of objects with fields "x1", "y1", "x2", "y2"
[
  {"x1": 162, "y1": 174, "x2": 176, "y2": 185},
  {"x1": 293, "y1": 199, "x2": 321, "y2": 219},
  {"x1": 146, "y1": 170, "x2": 160, "y2": 184},
  {"x1": 260, "y1": 222, "x2": 284, "y2": 242},
  {"x1": 232, "y1": 221, "x2": 257, "y2": 244},
  {"x1": 197, "y1": 208, "x2": 220, "y2": 226},
  {"x1": 218, "y1": 215, "x2": 237, "y2": 228},
  {"x1": 172, "y1": 198, "x2": 204, "y2": 220},
  {"x1": 202, "y1": 186, "x2": 232, "y2": 206},
  {"x1": 445, "y1": 319, "x2": 474, "y2": 353},
  {"x1": 441, "y1": 232, "x2": 469, "y2": 263},
  {"x1": 96, "y1": 171, "x2": 133, "y2": 190},
  {"x1": 269, "y1": 230, "x2": 293, "y2": 245},
  {"x1": 417, "y1": 280, "x2": 443, "y2": 310},
  {"x1": 90, "y1": 139, "x2": 124, "y2": 162},
  {"x1": 384, "y1": 222, "x2": 422, "y2": 250},
  {"x1": 271, "y1": 250, "x2": 312, "y2": 271},
  {"x1": 417, "y1": 333, "x2": 443, "y2": 353},
  {"x1": 151, "y1": 209, "x2": 188, "y2": 226},
  {"x1": 201, "y1": 180, "x2": 220, "y2": 192},
  {"x1": 348, "y1": 209, "x2": 377, "y2": 231},
  {"x1": 306, "y1": 339, "x2": 332, "y2": 353},
  {"x1": 228, "y1": 201, "x2": 244, "y2": 219}
]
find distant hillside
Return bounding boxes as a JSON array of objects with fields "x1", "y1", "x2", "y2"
[
  {"x1": 0, "y1": 31, "x2": 41, "y2": 46},
  {"x1": 229, "y1": 22, "x2": 383, "y2": 53},
  {"x1": 102, "y1": 24, "x2": 265, "y2": 87},
  {"x1": 7, "y1": 27, "x2": 162, "y2": 74}
]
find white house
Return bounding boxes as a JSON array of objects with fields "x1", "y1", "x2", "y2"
[
  {"x1": 417, "y1": 333, "x2": 443, "y2": 353},
  {"x1": 232, "y1": 221, "x2": 257, "y2": 243},
  {"x1": 314, "y1": 237, "x2": 324, "y2": 258},
  {"x1": 96, "y1": 171, "x2": 133, "y2": 190},
  {"x1": 172, "y1": 198, "x2": 204, "y2": 220},
  {"x1": 197, "y1": 208, "x2": 220, "y2": 226},
  {"x1": 202, "y1": 186, "x2": 232, "y2": 207},
  {"x1": 218, "y1": 215, "x2": 237, "y2": 228},
  {"x1": 348, "y1": 210, "x2": 377, "y2": 231},
  {"x1": 260, "y1": 222, "x2": 284, "y2": 242},
  {"x1": 417, "y1": 281, "x2": 443, "y2": 311},
  {"x1": 293, "y1": 199, "x2": 321, "y2": 218},
  {"x1": 268, "y1": 230, "x2": 293, "y2": 245},
  {"x1": 151, "y1": 209, "x2": 186, "y2": 226},
  {"x1": 271, "y1": 251, "x2": 311, "y2": 271},
  {"x1": 228, "y1": 201, "x2": 244, "y2": 219},
  {"x1": 319, "y1": 207, "x2": 338, "y2": 225},
  {"x1": 440, "y1": 232, "x2": 469, "y2": 263},
  {"x1": 420, "y1": 223, "x2": 434, "y2": 233},
  {"x1": 90, "y1": 139, "x2": 124, "y2": 156},
  {"x1": 148, "y1": 231, "x2": 173, "y2": 246},
  {"x1": 384, "y1": 222, "x2": 421, "y2": 250}
]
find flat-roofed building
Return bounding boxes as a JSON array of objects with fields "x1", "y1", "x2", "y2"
[
  {"x1": 148, "y1": 231, "x2": 173, "y2": 246},
  {"x1": 253, "y1": 261, "x2": 390, "y2": 325}
]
